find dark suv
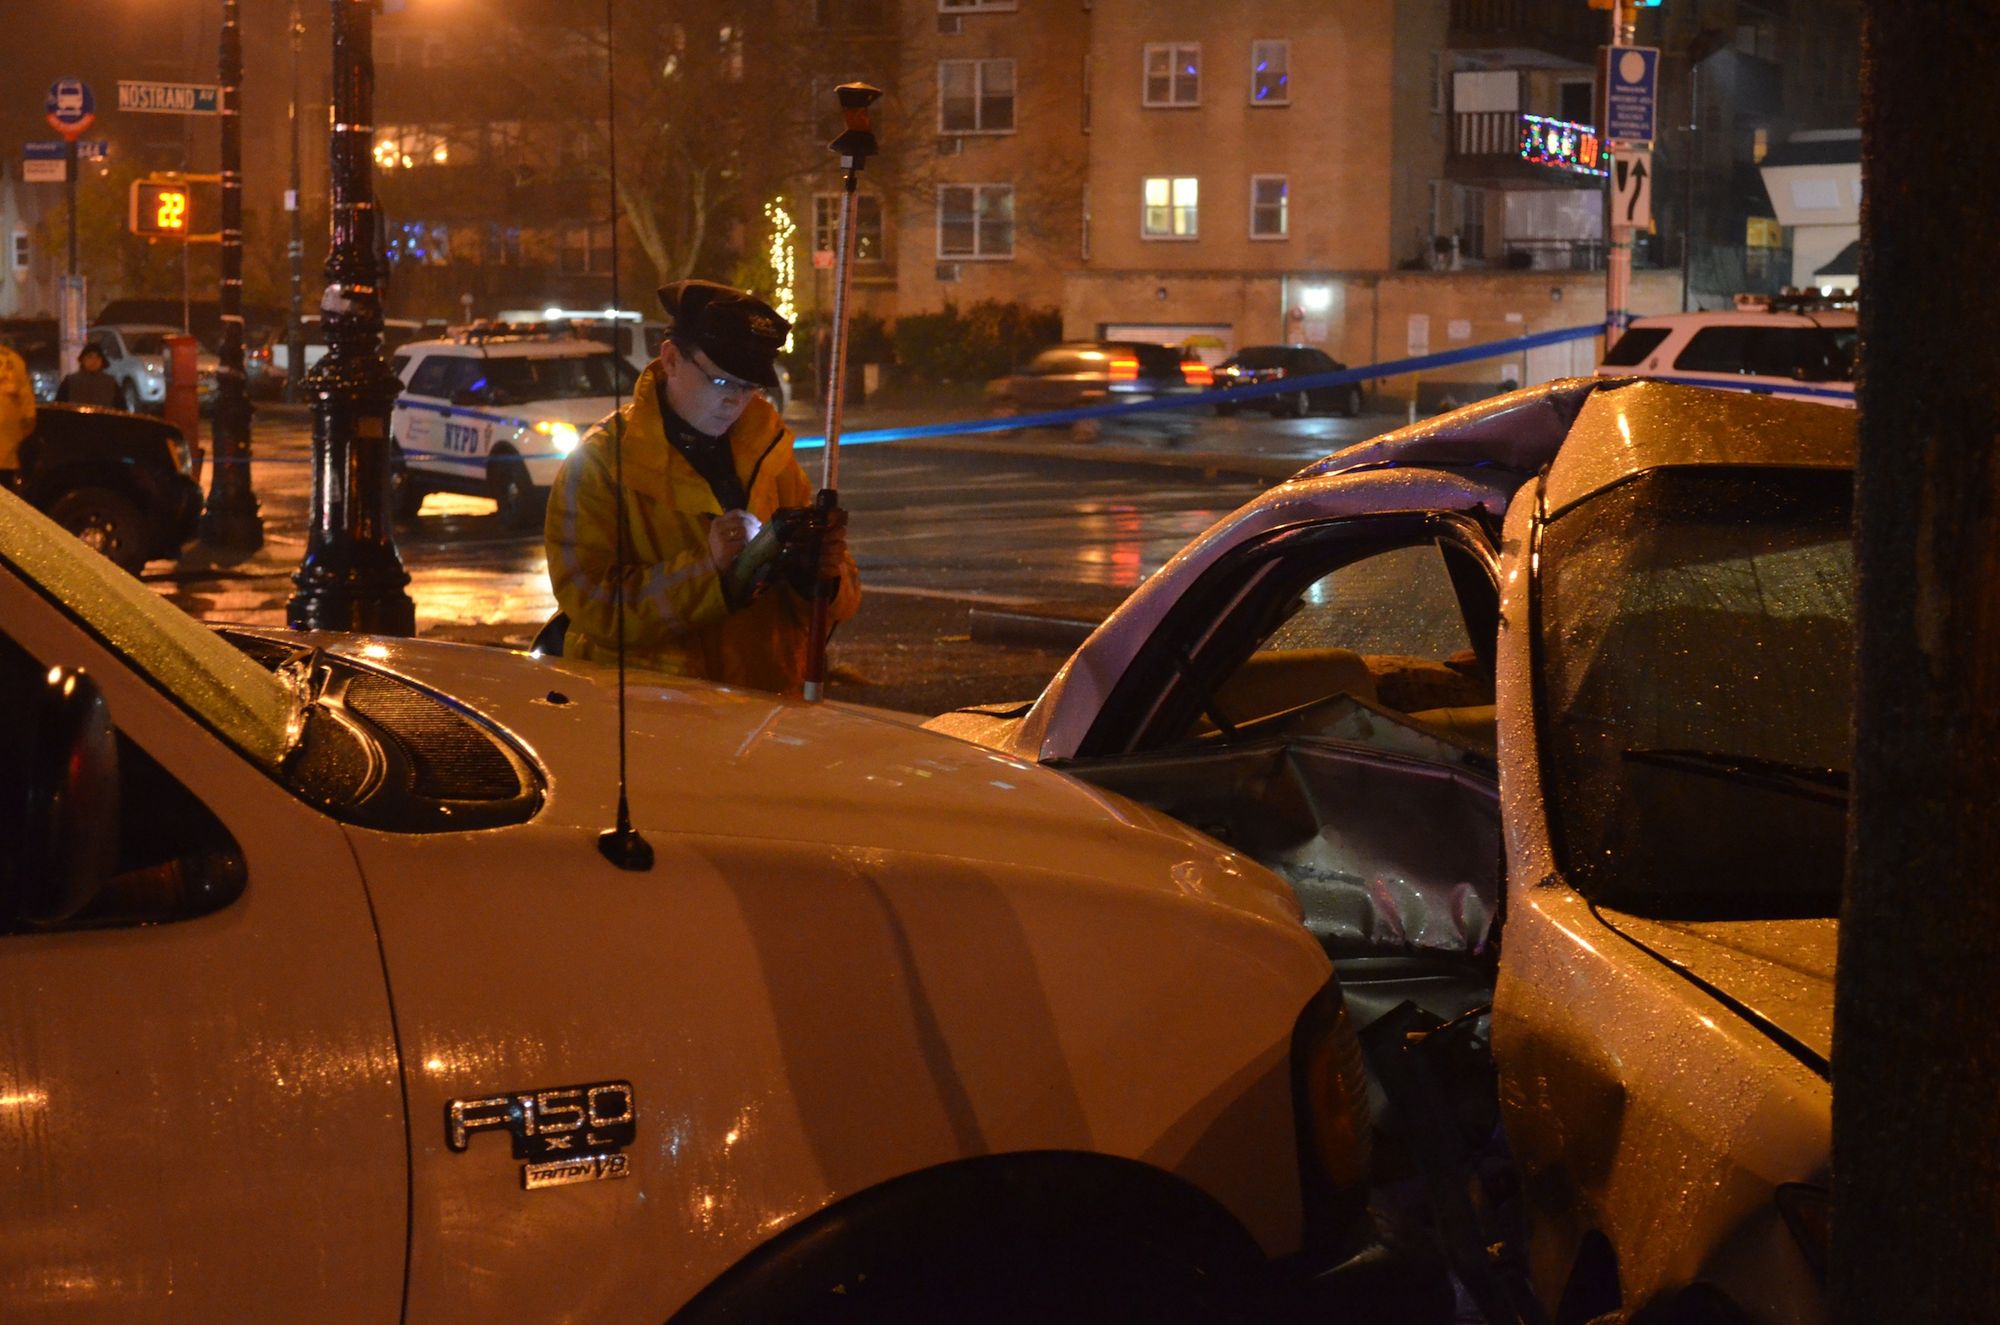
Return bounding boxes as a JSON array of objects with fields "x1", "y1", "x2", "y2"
[
  {"x1": 11, "y1": 405, "x2": 202, "y2": 574},
  {"x1": 1212, "y1": 346, "x2": 1363, "y2": 418}
]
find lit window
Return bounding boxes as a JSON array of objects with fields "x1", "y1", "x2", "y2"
[
  {"x1": 939, "y1": 59, "x2": 1016, "y2": 133},
  {"x1": 1142, "y1": 176, "x2": 1198, "y2": 239},
  {"x1": 1143, "y1": 43, "x2": 1201, "y2": 107},
  {"x1": 1251, "y1": 40, "x2": 1289, "y2": 105},
  {"x1": 1250, "y1": 175, "x2": 1288, "y2": 239},
  {"x1": 938, "y1": 184, "x2": 1015, "y2": 259},
  {"x1": 813, "y1": 194, "x2": 885, "y2": 261}
]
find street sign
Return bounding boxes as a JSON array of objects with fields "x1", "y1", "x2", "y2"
[
  {"x1": 27, "y1": 140, "x2": 109, "y2": 162},
  {"x1": 117, "y1": 80, "x2": 221, "y2": 115},
  {"x1": 24, "y1": 159, "x2": 67, "y2": 184},
  {"x1": 44, "y1": 78, "x2": 96, "y2": 140},
  {"x1": 1604, "y1": 46, "x2": 1660, "y2": 145},
  {"x1": 1612, "y1": 148, "x2": 1654, "y2": 228}
]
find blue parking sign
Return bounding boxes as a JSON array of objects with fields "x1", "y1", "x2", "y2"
[{"x1": 1604, "y1": 46, "x2": 1659, "y2": 145}]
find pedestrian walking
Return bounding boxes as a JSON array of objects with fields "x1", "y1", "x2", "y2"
[
  {"x1": 57, "y1": 344, "x2": 123, "y2": 409},
  {"x1": 0, "y1": 341, "x2": 36, "y2": 488},
  {"x1": 544, "y1": 279, "x2": 859, "y2": 696}
]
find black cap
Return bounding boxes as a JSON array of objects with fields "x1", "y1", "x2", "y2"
[{"x1": 657, "y1": 279, "x2": 789, "y2": 391}]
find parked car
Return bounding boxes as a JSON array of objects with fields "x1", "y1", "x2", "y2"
[
  {"x1": 987, "y1": 341, "x2": 1205, "y2": 442},
  {"x1": 9, "y1": 401, "x2": 202, "y2": 572},
  {"x1": 85, "y1": 323, "x2": 220, "y2": 413},
  {"x1": 1597, "y1": 292, "x2": 1856, "y2": 406},
  {"x1": 929, "y1": 379, "x2": 1849, "y2": 1325},
  {"x1": 0, "y1": 317, "x2": 62, "y2": 402},
  {"x1": 0, "y1": 479, "x2": 1381, "y2": 1321},
  {"x1": 251, "y1": 316, "x2": 432, "y2": 396},
  {"x1": 1212, "y1": 346, "x2": 1364, "y2": 419},
  {"x1": 95, "y1": 298, "x2": 287, "y2": 359},
  {"x1": 389, "y1": 328, "x2": 628, "y2": 527}
]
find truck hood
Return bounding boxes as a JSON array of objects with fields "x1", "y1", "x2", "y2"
[
  {"x1": 1594, "y1": 910, "x2": 1836, "y2": 1071},
  {"x1": 302, "y1": 633, "x2": 1309, "y2": 932}
]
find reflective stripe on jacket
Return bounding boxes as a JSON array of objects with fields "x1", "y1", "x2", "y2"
[
  {"x1": 544, "y1": 363, "x2": 860, "y2": 695},
  {"x1": 0, "y1": 347, "x2": 36, "y2": 470}
]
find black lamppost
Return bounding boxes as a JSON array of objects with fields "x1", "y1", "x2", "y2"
[
  {"x1": 199, "y1": 0, "x2": 264, "y2": 550},
  {"x1": 285, "y1": 0, "x2": 306, "y2": 404},
  {"x1": 287, "y1": 0, "x2": 414, "y2": 634}
]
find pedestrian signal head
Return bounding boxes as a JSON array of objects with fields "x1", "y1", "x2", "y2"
[{"x1": 130, "y1": 181, "x2": 190, "y2": 237}]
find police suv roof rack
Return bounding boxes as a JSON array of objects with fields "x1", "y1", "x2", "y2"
[
  {"x1": 1734, "y1": 287, "x2": 1861, "y2": 314},
  {"x1": 452, "y1": 320, "x2": 577, "y2": 345}
]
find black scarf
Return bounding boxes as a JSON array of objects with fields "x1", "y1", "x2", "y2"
[{"x1": 654, "y1": 375, "x2": 748, "y2": 512}]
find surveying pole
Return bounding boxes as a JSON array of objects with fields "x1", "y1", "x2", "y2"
[{"x1": 1604, "y1": 0, "x2": 1638, "y2": 340}]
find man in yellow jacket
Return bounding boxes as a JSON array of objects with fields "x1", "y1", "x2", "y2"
[
  {"x1": 0, "y1": 341, "x2": 37, "y2": 484},
  {"x1": 545, "y1": 280, "x2": 860, "y2": 696}
]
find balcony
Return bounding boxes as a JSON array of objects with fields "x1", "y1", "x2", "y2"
[
  {"x1": 1448, "y1": 111, "x2": 1608, "y2": 188},
  {"x1": 1449, "y1": 0, "x2": 1601, "y2": 67}
]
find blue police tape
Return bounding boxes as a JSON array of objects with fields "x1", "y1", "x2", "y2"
[
  {"x1": 788, "y1": 321, "x2": 1608, "y2": 449},
  {"x1": 202, "y1": 322, "x2": 1612, "y2": 466}
]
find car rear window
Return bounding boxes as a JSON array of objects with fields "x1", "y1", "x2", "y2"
[
  {"x1": 1672, "y1": 326, "x2": 1754, "y2": 373},
  {"x1": 1131, "y1": 344, "x2": 1184, "y2": 379},
  {"x1": 1601, "y1": 326, "x2": 1670, "y2": 367}
]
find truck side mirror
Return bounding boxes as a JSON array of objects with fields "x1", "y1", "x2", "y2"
[{"x1": 0, "y1": 666, "x2": 120, "y2": 929}]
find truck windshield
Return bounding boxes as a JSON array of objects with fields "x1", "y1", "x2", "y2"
[{"x1": 1534, "y1": 466, "x2": 1852, "y2": 919}]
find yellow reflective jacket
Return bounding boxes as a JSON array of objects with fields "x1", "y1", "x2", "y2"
[
  {"x1": 0, "y1": 345, "x2": 37, "y2": 471},
  {"x1": 545, "y1": 364, "x2": 860, "y2": 695}
]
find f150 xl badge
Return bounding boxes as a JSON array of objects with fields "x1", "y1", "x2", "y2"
[{"x1": 446, "y1": 1080, "x2": 636, "y2": 1191}]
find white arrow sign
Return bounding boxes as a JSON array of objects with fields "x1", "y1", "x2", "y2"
[{"x1": 1612, "y1": 148, "x2": 1654, "y2": 229}]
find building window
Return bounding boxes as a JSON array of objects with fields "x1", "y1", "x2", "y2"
[
  {"x1": 1250, "y1": 40, "x2": 1289, "y2": 105},
  {"x1": 1143, "y1": 43, "x2": 1201, "y2": 107},
  {"x1": 813, "y1": 193, "x2": 885, "y2": 261},
  {"x1": 12, "y1": 229, "x2": 30, "y2": 270},
  {"x1": 1142, "y1": 176, "x2": 1198, "y2": 239},
  {"x1": 560, "y1": 223, "x2": 614, "y2": 275},
  {"x1": 1250, "y1": 175, "x2": 1288, "y2": 238},
  {"x1": 940, "y1": 0, "x2": 1016, "y2": 10},
  {"x1": 939, "y1": 59, "x2": 1016, "y2": 133},
  {"x1": 938, "y1": 184, "x2": 1015, "y2": 259}
]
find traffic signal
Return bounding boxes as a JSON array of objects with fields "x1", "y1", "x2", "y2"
[{"x1": 129, "y1": 180, "x2": 190, "y2": 237}]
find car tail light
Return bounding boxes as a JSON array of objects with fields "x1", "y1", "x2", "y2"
[
  {"x1": 250, "y1": 346, "x2": 272, "y2": 362},
  {"x1": 1107, "y1": 355, "x2": 1139, "y2": 382},
  {"x1": 1180, "y1": 361, "x2": 1213, "y2": 387}
]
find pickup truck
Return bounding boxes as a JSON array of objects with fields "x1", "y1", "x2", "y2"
[{"x1": 12, "y1": 401, "x2": 202, "y2": 573}]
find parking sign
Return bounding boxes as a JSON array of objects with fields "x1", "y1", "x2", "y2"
[{"x1": 1603, "y1": 46, "x2": 1659, "y2": 145}]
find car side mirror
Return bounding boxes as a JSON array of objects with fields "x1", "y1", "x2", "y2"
[{"x1": 1, "y1": 666, "x2": 120, "y2": 929}]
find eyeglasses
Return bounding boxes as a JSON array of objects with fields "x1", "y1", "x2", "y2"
[{"x1": 677, "y1": 345, "x2": 760, "y2": 397}]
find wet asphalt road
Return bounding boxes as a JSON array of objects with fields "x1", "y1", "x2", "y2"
[{"x1": 150, "y1": 400, "x2": 1398, "y2": 716}]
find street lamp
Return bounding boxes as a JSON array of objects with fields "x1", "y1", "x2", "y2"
[
  {"x1": 286, "y1": 0, "x2": 415, "y2": 634},
  {"x1": 199, "y1": 0, "x2": 264, "y2": 551},
  {"x1": 286, "y1": 0, "x2": 306, "y2": 404}
]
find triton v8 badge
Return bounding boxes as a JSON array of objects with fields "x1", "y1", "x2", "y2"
[{"x1": 446, "y1": 1080, "x2": 637, "y2": 1190}]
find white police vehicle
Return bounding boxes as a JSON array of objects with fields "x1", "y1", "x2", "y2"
[
  {"x1": 1598, "y1": 291, "x2": 1857, "y2": 407},
  {"x1": 390, "y1": 327, "x2": 625, "y2": 527}
]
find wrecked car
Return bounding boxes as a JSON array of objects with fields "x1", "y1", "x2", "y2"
[{"x1": 929, "y1": 379, "x2": 1849, "y2": 1324}]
